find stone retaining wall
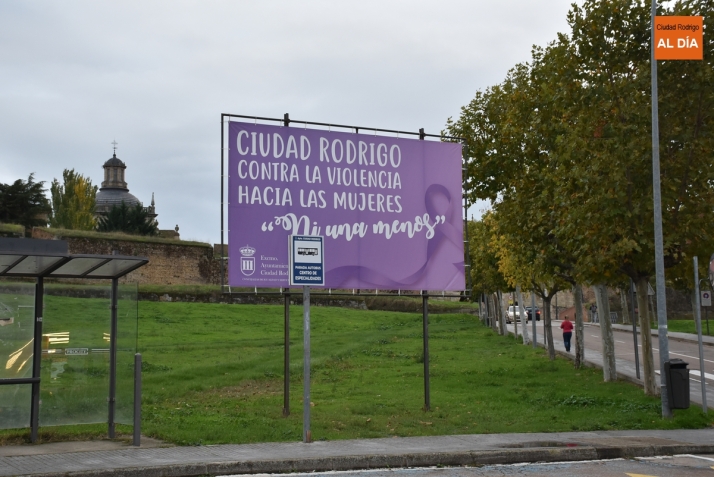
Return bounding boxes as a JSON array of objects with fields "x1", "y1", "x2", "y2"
[{"x1": 32, "y1": 228, "x2": 226, "y2": 285}]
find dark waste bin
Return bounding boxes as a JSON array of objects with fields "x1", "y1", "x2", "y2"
[{"x1": 664, "y1": 359, "x2": 690, "y2": 409}]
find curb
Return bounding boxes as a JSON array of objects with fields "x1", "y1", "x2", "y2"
[{"x1": 17, "y1": 444, "x2": 714, "y2": 477}]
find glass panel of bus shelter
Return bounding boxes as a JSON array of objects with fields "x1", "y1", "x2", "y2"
[
  {"x1": 0, "y1": 280, "x2": 35, "y2": 429},
  {"x1": 40, "y1": 281, "x2": 111, "y2": 426},
  {"x1": 115, "y1": 282, "x2": 138, "y2": 425}
]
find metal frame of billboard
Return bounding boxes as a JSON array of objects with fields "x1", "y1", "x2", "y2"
[{"x1": 219, "y1": 112, "x2": 473, "y2": 299}]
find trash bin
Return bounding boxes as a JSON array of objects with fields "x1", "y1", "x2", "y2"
[{"x1": 664, "y1": 359, "x2": 690, "y2": 409}]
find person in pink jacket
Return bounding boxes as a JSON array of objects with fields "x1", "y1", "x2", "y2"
[{"x1": 560, "y1": 316, "x2": 574, "y2": 352}]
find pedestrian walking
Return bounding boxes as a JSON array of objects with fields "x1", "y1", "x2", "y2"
[{"x1": 560, "y1": 316, "x2": 574, "y2": 352}]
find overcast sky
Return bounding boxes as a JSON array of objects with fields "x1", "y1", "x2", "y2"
[{"x1": 0, "y1": 0, "x2": 576, "y2": 244}]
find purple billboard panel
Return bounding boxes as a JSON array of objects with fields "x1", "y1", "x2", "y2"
[{"x1": 228, "y1": 121, "x2": 464, "y2": 290}]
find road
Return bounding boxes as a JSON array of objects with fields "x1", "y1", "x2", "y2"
[
  {"x1": 506, "y1": 319, "x2": 712, "y2": 406},
  {"x1": 223, "y1": 455, "x2": 714, "y2": 476}
]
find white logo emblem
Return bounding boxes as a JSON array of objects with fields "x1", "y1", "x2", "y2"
[{"x1": 240, "y1": 245, "x2": 256, "y2": 276}]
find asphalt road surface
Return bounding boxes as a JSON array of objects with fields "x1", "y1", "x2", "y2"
[
  {"x1": 224, "y1": 454, "x2": 714, "y2": 476},
  {"x1": 580, "y1": 322, "x2": 713, "y2": 381}
]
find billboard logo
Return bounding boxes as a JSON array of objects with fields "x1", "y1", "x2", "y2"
[{"x1": 240, "y1": 245, "x2": 256, "y2": 276}]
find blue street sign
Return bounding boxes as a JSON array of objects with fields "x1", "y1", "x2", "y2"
[{"x1": 289, "y1": 235, "x2": 324, "y2": 286}]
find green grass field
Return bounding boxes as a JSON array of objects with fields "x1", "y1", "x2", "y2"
[
  {"x1": 1, "y1": 295, "x2": 712, "y2": 445},
  {"x1": 668, "y1": 318, "x2": 714, "y2": 336}
]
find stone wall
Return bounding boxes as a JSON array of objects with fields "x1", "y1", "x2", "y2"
[{"x1": 32, "y1": 228, "x2": 226, "y2": 285}]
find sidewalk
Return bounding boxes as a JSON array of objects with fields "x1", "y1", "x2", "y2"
[{"x1": 2, "y1": 428, "x2": 714, "y2": 477}]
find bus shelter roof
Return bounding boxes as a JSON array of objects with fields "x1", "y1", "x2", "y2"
[{"x1": 0, "y1": 238, "x2": 148, "y2": 280}]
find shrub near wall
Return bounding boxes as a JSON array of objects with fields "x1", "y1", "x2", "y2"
[{"x1": 32, "y1": 227, "x2": 225, "y2": 285}]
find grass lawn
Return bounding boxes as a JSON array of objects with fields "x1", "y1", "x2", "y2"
[
  {"x1": 1, "y1": 298, "x2": 712, "y2": 445},
  {"x1": 668, "y1": 318, "x2": 714, "y2": 336}
]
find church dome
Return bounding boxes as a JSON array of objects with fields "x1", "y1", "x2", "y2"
[
  {"x1": 95, "y1": 150, "x2": 142, "y2": 215},
  {"x1": 103, "y1": 156, "x2": 126, "y2": 168},
  {"x1": 95, "y1": 189, "x2": 141, "y2": 214}
]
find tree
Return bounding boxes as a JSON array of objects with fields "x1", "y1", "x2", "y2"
[
  {"x1": 550, "y1": 0, "x2": 714, "y2": 392},
  {"x1": 97, "y1": 202, "x2": 158, "y2": 236},
  {"x1": 467, "y1": 214, "x2": 511, "y2": 334},
  {"x1": 49, "y1": 169, "x2": 97, "y2": 230},
  {"x1": 450, "y1": 0, "x2": 714, "y2": 386},
  {"x1": 0, "y1": 174, "x2": 51, "y2": 229}
]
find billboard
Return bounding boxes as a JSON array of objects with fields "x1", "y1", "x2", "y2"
[{"x1": 227, "y1": 121, "x2": 464, "y2": 290}]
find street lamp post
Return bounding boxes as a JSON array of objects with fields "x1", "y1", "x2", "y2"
[{"x1": 650, "y1": 0, "x2": 672, "y2": 418}]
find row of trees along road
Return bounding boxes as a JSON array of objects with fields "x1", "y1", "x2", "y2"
[
  {"x1": 0, "y1": 169, "x2": 157, "y2": 236},
  {"x1": 446, "y1": 0, "x2": 714, "y2": 394}
]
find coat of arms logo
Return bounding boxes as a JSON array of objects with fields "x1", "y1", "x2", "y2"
[{"x1": 240, "y1": 245, "x2": 256, "y2": 276}]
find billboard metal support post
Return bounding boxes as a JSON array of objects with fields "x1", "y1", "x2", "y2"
[
  {"x1": 650, "y1": 0, "x2": 671, "y2": 419},
  {"x1": 302, "y1": 286, "x2": 311, "y2": 443},
  {"x1": 283, "y1": 293, "x2": 290, "y2": 416},
  {"x1": 220, "y1": 115, "x2": 225, "y2": 291},
  {"x1": 108, "y1": 278, "x2": 118, "y2": 438},
  {"x1": 694, "y1": 257, "x2": 708, "y2": 413},
  {"x1": 531, "y1": 292, "x2": 537, "y2": 349},
  {"x1": 30, "y1": 277, "x2": 44, "y2": 443},
  {"x1": 422, "y1": 290, "x2": 430, "y2": 411},
  {"x1": 133, "y1": 353, "x2": 142, "y2": 446},
  {"x1": 630, "y1": 278, "x2": 641, "y2": 380}
]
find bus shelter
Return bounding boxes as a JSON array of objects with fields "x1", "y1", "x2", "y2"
[{"x1": 0, "y1": 238, "x2": 148, "y2": 442}]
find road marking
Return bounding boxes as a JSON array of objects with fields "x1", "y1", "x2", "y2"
[
  {"x1": 668, "y1": 351, "x2": 714, "y2": 365},
  {"x1": 655, "y1": 369, "x2": 714, "y2": 381},
  {"x1": 675, "y1": 454, "x2": 714, "y2": 462},
  {"x1": 616, "y1": 340, "x2": 626, "y2": 343},
  {"x1": 591, "y1": 335, "x2": 599, "y2": 338},
  {"x1": 625, "y1": 473, "x2": 659, "y2": 477}
]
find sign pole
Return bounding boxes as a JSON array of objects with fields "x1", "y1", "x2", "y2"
[
  {"x1": 288, "y1": 234, "x2": 323, "y2": 443},
  {"x1": 630, "y1": 278, "x2": 641, "y2": 380},
  {"x1": 704, "y1": 308, "x2": 709, "y2": 336},
  {"x1": 303, "y1": 285, "x2": 311, "y2": 442},
  {"x1": 694, "y1": 257, "x2": 708, "y2": 413}
]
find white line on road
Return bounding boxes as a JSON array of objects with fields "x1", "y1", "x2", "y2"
[
  {"x1": 676, "y1": 454, "x2": 714, "y2": 463},
  {"x1": 615, "y1": 340, "x2": 625, "y2": 343},
  {"x1": 656, "y1": 369, "x2": 714, "y2": 382},
  {"x1": 668, "y1": 351, "x2": 714, "y2": 365}
]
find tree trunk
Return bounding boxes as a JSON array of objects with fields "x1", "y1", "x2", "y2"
[
  {"x1": 595, "y1": 284, "x2": 617, "y2": 381},
  {"x1": 543, "y1": 295, "x2": 555, "y2": 360},
  {"x1": 636, "y1": 277, "x2": 658, "y2": 395},
  {"x1": 498, "y1": 290, "x2": 508, "y2": 336},
  {"x1": 481, "y1": 291, "x2": 486, "y2": 325},
  {"x1": 573, "y1": 284, "x2": 585, "y2": 368},
  {"x1": 490, "y1": 294, "x2": 498, "y2": 333},
  {"x1": 516, "y1": 286, "x2": 530, "y2": 344},
  {"x1": 513, "y1": 292, "x2": 518, "y2": 337},
  {"x1": 620, "y1": 288, "x2": 631, "y2": 325}
]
